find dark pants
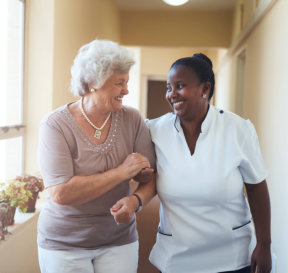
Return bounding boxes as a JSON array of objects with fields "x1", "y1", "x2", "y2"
[
  {"x1": 160, "y1": 266, "x2": 251, "y2": 273},
  {"x1": 219, "y1": 266, "x2": 251, "y2": 273}
]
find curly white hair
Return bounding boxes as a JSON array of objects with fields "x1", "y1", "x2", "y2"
[{"x1": 70, "y1": 39, "x2": 135, "y2": 97}]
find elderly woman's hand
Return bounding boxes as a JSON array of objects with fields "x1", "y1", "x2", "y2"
[
  {"x1": 110, "y1": 195, "x2": 139, "y2": 225},
  {"x1": 133, "y1": 168, "x2": 154, "y2": 184},
  {"x1": 118, "y1": 153, "x2": 151, "y2": 181}
]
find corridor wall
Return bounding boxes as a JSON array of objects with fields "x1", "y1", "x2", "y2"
[{"x1": 215, "y1": 1, "x2": 288, "y2": 272}]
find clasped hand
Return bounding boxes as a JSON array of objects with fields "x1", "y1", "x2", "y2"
[
  {"x1": 110, "y1": 153, "x2": 154, "y2": 225},
  {"x1": 110, "y1": 195, "x2": 139, "y2": 225},
  {"x1": 118, "y1": 152, "x2": 153, "y2": 183}
]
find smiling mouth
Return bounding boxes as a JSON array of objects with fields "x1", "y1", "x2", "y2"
[
  {"x1": 173, "y1": 101, "x2": 184, "y2": 107},
  {"x1": 115, "y1": 96, "x2": 123, "y2": 101}
]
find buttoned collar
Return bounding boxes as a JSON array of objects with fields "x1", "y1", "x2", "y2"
[{"x1": 174, "y1": 104, "x2": 213, "y2": 134}]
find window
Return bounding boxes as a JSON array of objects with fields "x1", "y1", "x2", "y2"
[{"x1": 0, "y1": 0, "x2": 25, "y2": 181}]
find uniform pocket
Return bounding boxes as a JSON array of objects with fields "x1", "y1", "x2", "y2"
[
  {"x1": 232, "y1": 220, "x2": 251, "y2": 230},
  {"x1": 150, "y1": 228, "x2": 174, "y2": 273},
  {"x1": 231, "y1": 220, "x2": 255, "y2": 266},
  {"x1": 158, "y1": 226, "x2": 172, "y2": 236}
]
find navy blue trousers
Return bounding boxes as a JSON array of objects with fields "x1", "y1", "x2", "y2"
[
  {"x1": 219, "y1": 266, "x2": 251, "y2": 273},
  {"x1": 160, "y1": 266, "x2": 251, "y2": 273}
]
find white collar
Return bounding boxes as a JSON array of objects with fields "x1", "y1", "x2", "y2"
[{"x1": 173, "y1": 104, "x2": 213, "y2": 134}]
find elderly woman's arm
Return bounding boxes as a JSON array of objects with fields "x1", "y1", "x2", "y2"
[
  {"x1": 245, "y1": 180, "x2": 272, "y2": 273},
  {"x1": 110, "y1": 173, "x2": 157, "y2": 225},
  {"x1": 47, "y1": 153, "x2": 151, "y2": 206}
]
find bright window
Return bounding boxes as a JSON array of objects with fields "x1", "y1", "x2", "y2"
[{"x1": 0, "y1": 0, "x2": 25, "y2": 181}]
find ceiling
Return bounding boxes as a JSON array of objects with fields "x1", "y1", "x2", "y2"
[{"x1": 115, "y1": 0, "x2": 237, "y2": 11}]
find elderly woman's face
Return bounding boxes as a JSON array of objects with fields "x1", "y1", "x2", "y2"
[
  {"x1": 166, "y1": 65, "x2": 208, "y2": 121},
  {"x1": 96, "y1": 72, "x2": 129, "y2": 112}
]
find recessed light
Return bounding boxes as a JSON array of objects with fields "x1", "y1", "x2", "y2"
[{"x1": 162, "y1": 0, "x2": 189, "y2": 6}]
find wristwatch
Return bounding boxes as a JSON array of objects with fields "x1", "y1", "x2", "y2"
[{"x1": 132, "y1": 193, "x2": 143, "y2": 213}]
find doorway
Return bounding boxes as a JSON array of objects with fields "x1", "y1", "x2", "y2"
[{"x1": 146, "y1": 80, "x2": 172, "y2": 119}]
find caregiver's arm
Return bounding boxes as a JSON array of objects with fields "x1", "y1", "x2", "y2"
[{"x1": 245, "y1": 180, "x2": 271, "y2": 273}]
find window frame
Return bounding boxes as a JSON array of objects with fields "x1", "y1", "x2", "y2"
[{"x1": 0, "y1": 0, "x2": 26, "y2": 178}]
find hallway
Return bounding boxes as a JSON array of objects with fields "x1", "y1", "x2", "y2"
[{"x1": 0, "y1": 0, "x2": 287, "y2": 272}]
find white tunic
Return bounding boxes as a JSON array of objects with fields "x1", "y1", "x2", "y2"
[{"x1": 149, "y1": 105, "x2": 268, "y2": 273}]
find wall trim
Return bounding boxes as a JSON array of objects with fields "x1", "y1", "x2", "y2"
[{"x1": 216, "y1": 0, "x2": 278, "y2": 72}]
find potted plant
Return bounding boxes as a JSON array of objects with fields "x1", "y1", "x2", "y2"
[
  {"x1": 0, "y1": 202, "x2": 9, "y2": 240},
  {"x1": 14, "y1": 175, "x2": 44, "y2": 212},
  {"x1": 0, "y1": 181, "x2": 33, "y2": 226}
]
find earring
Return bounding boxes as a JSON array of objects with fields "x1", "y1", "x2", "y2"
[
  {"x1": 202, "y1": 94, "x2": 207, "y2": 99},
  {"x1": 90, "y1": 88, "x2": 95, "y2": 92}
]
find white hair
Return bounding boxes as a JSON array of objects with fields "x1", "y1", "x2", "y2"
[{"x1": 70, "y1": 39, "x2": 135, "y2": 97}]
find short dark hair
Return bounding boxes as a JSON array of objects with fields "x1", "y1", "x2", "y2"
[{"x1": 170, "y1": 53, "x2": 215, "y2": 100}]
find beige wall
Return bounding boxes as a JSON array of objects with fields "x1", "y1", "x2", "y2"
[
  {"x1": 216, "y1": 0, "x2": 288, "y2": 272},
  {"x1": 140, "y1": 47, "x2": 219, "y2": 76},
  {"x1": 120, "y1": 10, "x2": 233, "y2": 47},
  {"x1": 24, "y1": 0, "x2": 120, "y2": 175},
  {"x1": 52, "y1": 0, "x2": 120, "y2": 109},
  {"x1": 139, "y1": 47, "x2": 220, "y2": 116},
  {"x1": 232, "y1": 0, "x2": 256, "y2": 41},
  {"x1": 0, "y1": 213, "x2": 40, "y2": 273},
  {"x1": 24, "y1": 0, "x2": 54, "y2": 174}
]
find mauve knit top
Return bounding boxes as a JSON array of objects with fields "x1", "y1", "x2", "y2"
[{"x1": 37, "y1": 104, "x2": 156, "y2": 250}]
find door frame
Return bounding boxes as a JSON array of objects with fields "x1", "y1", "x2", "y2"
[{"x1": 141, "y1": 75, "x2": 167, "y2": 118}]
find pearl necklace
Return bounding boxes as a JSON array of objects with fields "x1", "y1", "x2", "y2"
[{"x1": 80, "y1": 97, "x2": 111, "y2": 139}]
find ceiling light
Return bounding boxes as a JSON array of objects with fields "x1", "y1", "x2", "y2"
[{"x1": 162, "y1": 0, "x2": 189, "y2": 6}]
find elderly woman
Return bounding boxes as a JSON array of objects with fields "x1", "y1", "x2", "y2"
[
  {"x1": 116, "y1": 53, "x2": 272, "y2": 273},
  {"x1": 37, "y1": 39, "x2": 156, "y2": 273}
]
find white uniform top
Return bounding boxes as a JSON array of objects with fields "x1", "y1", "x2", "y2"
[{"x1": 148, "y1": 105, "x2": 268, "y2": 273}]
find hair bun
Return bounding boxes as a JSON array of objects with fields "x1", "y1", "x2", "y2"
[{"x1": 192, "y1": 53, "x2": 213, "y2": 69}]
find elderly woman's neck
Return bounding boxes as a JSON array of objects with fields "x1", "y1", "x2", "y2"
[{"x1": 81, "y1": 94, "x2": 111, "y2": 117}]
